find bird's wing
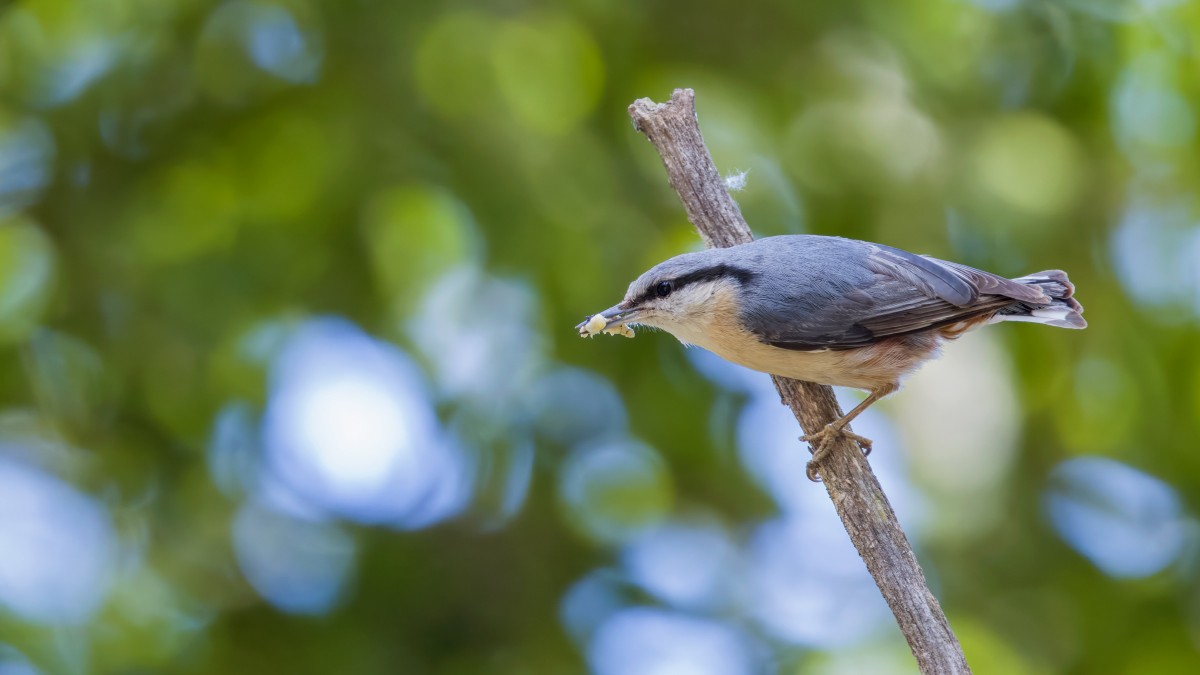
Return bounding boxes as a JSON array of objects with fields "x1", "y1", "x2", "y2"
[{"x1": 744, "y1": 242, "x2": 1051, "y2": 351}]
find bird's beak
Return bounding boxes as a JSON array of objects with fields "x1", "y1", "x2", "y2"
[
  {"x1": 599, "y1": 303, "x2": 637, "y2": 324},
  {"x1": 575, "y1": 302, "x2": 639, "y2": 332}
]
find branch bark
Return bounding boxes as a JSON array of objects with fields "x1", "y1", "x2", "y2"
[{"x1": 629, "y1": 88, "x2": 971, "y2": 674}]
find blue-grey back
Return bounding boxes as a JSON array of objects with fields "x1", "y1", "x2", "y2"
[{"x1": 635, "y1": 234, "x2": 1052, "y2": 350}]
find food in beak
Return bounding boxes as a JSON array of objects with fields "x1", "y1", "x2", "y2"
[{"x1": 578, "y1": 312, "x2": 635, "y2": 339}]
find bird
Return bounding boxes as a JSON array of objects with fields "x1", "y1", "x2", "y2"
[{"x1": 576, "y1": 234, "x2": 1085, "y2": 480}]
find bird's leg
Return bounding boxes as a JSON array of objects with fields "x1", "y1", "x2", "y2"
[{"x1": 803, "y1": 383, "x2": 898, "y2": 482}]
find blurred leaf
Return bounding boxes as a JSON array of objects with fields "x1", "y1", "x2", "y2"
[
  {"x1": 492, "y1": 14, "x2": 605, "y2": 135},
  {"x1": 0, "y1": 215, "x2": 55, "y2": 344},
  {"x1": 361, "y1": 184, "x2": 479, "y2": 314}
]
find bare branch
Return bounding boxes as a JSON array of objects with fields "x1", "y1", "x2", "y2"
[{"x1": 628, "y1": 88, "x2": 971, "y2": 675}]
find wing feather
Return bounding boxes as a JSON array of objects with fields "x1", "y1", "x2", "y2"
[{"x1": 747, "y1": 238, "x2": 1044, "y2": 351}]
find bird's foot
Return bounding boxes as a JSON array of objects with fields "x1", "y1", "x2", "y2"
[{"x1": 801, "y1": 425, "x2": 873, "y2": 482}]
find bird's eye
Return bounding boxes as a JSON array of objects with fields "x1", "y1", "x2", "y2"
[{"x1": 655, "y1": 281, "x2": 673, "y2": 298}]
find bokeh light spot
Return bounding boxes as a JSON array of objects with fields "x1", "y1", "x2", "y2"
[
  {"x1": 560, "y1": 441, "x2": 673, "y2": 544},
  {"x1": 0, "y1": 645, "x2": 39, "y2": 675},
  {"x1": 491, "y1": 15, "x2": 605, "y2": 135},
  {"x1": 560, "y1": 570, "x2": 628, "y2": 645},
  {"x1": 784, "y1": 35, "x2": 940, "y2": 193},
  {"x1": 588, "y1": 608, "x2": 760, "y2": 675},
  {"x1": 209, "y1": 401, "x2": 261, "y2": 498},
  {"x1": 232, "y1": 500, "x2": 356, "y2": 615},
  {"x1": 125, "y1": 156, "x2": 241, "y2": 264},
  {"x1": 527, "y1": 366, "x2": 628, "y2": 447},
  {"x1": 968, "y1": 112, "x2": 1082, "y2": 218},
  {"x1": 235, "y1": 110, "x2": 339, "y2": 223},
  {"x1": 746, "y1": 515, "x2": 892, "y2": 647},
  {"x1": 0, "y1": 456, "x2": 115, "y2": 624},
  {"x1": 408, "y1": 267, "x2": 546, "y2": 408},
  {"x1": 0, "y1": 215, "x2": 56, "y2": 345},
  {"x1": 25, "y1": 330, "x2": 115, "y2": 436},
  {"x1": 0, "y1": 114, "x2": 54, "y2": 210},
  {"x1": 263, "y1": 317, "x2": 471, "y2": 528},
  {"x1": 245, "y1": 4, "x2": 321, "y2": 83},
  {"x1": 894, "y1": 331, "x2": 1019, "y2": 511},
  {"x1": 1110, "y1": 196, "x2": 1200, "y2": 319},
  {"x1": 621, "y1": 519, "x2": 740, "y2": 611},
  {"x1": 1045, "y1": 457, "x2": 1188, "y2": 578},
  {"x1": 1058, "y1": 358, "x2": 1140, "y2": 453},
  {"x1": 0, "y1": 4, "x2": 122, "y2": 107},
  {"x1": 788, "y1": 99, "x2": 940, "y2": 193},
  {"x1": 362, "y1": 185, "x2": 480, "y2": 314},
  {"x1": 414, "y1": 12, "x2": 499, "y2": 119},
  {"x1": 1111, "y1": 53, "x2": 1194, "y2": 161},
  {"x1": 195, "y1": 0, "x2": 324, "y2": 104}
]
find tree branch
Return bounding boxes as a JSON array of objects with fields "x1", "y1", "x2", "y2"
[{"x1": 629, "y1": 88, "x2": 971, "y2": 674}]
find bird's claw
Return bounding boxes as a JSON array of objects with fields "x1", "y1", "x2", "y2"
[{"x1": 801, "y1": 425, "x2": 873, "y2": 482}]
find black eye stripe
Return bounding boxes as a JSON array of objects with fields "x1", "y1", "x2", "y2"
[
  {"x1": 634, "y1": 264, "x2": 757, "y2": 305},
  {"x1": 673, "y1": 264, "x2": 757, "y2": 288}
]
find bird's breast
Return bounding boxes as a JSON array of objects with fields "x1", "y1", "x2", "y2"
[{"x1": 658, "y1": 288, "x2": 940, "y2": 390}]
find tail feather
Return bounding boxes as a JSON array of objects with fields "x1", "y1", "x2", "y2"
[{"x1": 995, "y1": 270, "x2": 1086, "y2": 329}]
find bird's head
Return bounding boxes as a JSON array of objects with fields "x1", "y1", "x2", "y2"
[{"x1": 577, "y1": 249, "x2": 758, "y2": 340}]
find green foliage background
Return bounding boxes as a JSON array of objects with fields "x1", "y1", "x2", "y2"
[{"x1": 0, "y1": 0, "x2": 1198, "y2": 673}]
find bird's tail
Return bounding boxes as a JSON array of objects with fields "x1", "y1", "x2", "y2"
[{"x1": 993, "y1": 270, "x2": 1086, "y2": 329}]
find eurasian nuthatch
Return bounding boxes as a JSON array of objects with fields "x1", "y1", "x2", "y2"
[{"x1": 577, "y1": 235, "x2": 1085, "y2": 479}]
